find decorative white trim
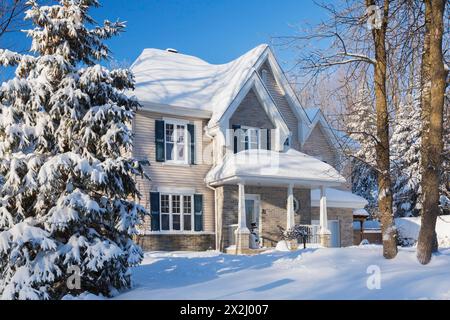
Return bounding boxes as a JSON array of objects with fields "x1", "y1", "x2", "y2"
[
  {"x1": 207, "y1": 175, "x2": 344, "y2": 188},
  {"x1": 219, "y1": 72, "x2": 290, "y2": 151},
  {"x1": 157, "y1": 186, "x2": 195, "y2": 194},
  {"x1": 139, "y1": 101, "x2": 212, "y2": 119}
]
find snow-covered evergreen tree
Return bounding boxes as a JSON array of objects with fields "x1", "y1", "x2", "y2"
[
  {"x1": 346, "y1": 88, "x2": 379, "y2": 216},
  {"x1": 391, "y1": 93, "x2": 422, "y2": 217},
  {"x1": 0, "y1": 0, "x2": 147, "y2": 299}
]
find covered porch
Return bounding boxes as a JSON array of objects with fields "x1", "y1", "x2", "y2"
[{"x1": 206, "y1": 149, "x2": 347, "y2": 254}]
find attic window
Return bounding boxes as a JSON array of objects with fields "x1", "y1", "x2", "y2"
[{"x1": 261, "y1": 69, "x2": 269, "y2": 83}]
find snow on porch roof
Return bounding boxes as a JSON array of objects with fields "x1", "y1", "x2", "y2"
[
  {"x1": 206, "y1": 149, "x2": 346, "y2": 187},
  {"x1": 130, "y1": 44, "x2": 269, "y2": 124},
  {"x1": 311, "y1": 188, "x2": 368, "y2": 209}
]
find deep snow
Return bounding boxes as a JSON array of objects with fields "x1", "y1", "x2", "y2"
[{"x1": 110, "y1": 246, "x2": 450, "y2": 300}]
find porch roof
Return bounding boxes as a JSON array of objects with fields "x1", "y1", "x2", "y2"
[
  {"x1": 311, "y1": 188, "x2": 368, "y2": 209},
  {"x1": 206, "y1": 149, "x2": 346, "y2": 187}
]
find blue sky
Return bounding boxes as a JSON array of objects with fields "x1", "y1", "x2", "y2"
[{"x1": 1, "y1": 0, "x2": 325, "y2": 80}]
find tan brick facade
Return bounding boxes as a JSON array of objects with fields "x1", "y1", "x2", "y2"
[
  {"x1": 311, "y1": 207, "x2": 354, "y2": 247},
  {"x1": 217, "y1": 185, "x2": 311, "y2": 250},
  {"x1": 230, "y1": 89, "x2": 275, "y2": 130},
  {"x1": 136, "y1": 234, "x2": 215, "y2": 251}
]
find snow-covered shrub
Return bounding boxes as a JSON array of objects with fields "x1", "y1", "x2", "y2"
[
  {"x1": 0, "y1": 0, "x2": 147, "y2": 299},
  {"x1": 278, "y1": 225, "x2": 309, "y2": 242}
]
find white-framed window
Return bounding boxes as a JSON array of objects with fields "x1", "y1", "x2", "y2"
[
  {"x1": 241, "y1": 126, "x2": 261, "y2": 150},
  {"x1": 164, "y1": 119, "x2": 188, "y2": 163},
  {"x1": 160, "y1": 194, "x2": 194, "y2": 232}
]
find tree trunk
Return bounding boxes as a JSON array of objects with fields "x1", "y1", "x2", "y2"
[
  {"x1": 417, "y1": 0, "x2": 448, "y2": 265},
  {"x1": 367, "y1": 0, "x2": 397, "y2": 259}
]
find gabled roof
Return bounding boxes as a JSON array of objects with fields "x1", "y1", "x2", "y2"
[
  {"x1": 303, "y1": 107, "x2": 341, "y2": 149},
  {"x1": 130, "y1": 44, "x2": 269, "y2": 124}
]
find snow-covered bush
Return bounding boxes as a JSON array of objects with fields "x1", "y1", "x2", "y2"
[
  {"x1": 278, "y1": 225, "x2": 308, "y2": 241},
  {"x1": 0, "y1": 0, "x2": 147, "y2": 299}
]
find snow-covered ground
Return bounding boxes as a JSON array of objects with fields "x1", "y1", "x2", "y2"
[{"x1": 111, "y1": 246, "x2": 450, "y2": 300}]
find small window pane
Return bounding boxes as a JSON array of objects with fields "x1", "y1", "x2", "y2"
[
  {"x1": 161, "y1": 195, "x2": 170, "y2": 213},
  {"x1": 183, "y1": 215, "x2": 192, "y2": 231},
  {"x1": 165, "y1": 124, "x2": 174, "y2": 142},
  {"x1": 173, "y1": 215, "x2": 181, "y2": 230},
  {"x1": 172, "y1": 195, "x2": 180, "y2": 213},
  {"x1": 166, "y1": 143, "x2": 174, "y2": 160},
  {"x1": 161, "y1": 214, "x2": 170, "y2": 230},
  {"x1": 177, "y1": 143, "x2": 185, "y2": 160},
  {"x1": 176, "y1": 125, "x2": 185, "y2": 143},
  {"x1": 183, "y1": 196, "x2": 192, "y2": 214}
]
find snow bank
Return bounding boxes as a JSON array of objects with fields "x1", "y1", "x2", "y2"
[{"x1": 395, "y1": 216, "x2": 450, "y2": 248}]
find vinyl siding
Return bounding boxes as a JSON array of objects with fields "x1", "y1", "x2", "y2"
[{"x1": 132, "y1": 110, "x2": 215, "y2": 233}]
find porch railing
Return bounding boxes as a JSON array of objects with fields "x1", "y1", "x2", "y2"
[
  {"x1": 226, "y1": 223, "x2": 321, "y2": 248},
  {"x1": 297, "y1": 224, "x2": 321, "y2": 245}
]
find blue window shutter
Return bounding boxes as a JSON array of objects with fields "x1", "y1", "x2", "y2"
[
  {"x1": 187, "y1": 123, "x2": 195, "y2": 164},
  {"x1": 267, "y1": 129, "x2": 271, "y2": 150},
  {"x1": 155, "y1": 120, "x2": 165, "y2": 162},
  {"x1": 194, "y1": 194, "x2": 203, "y2": 231},
  {"x1": 232, "y1": 125, "x2": 241, "y2": 154},
  {"x1": 150, "y1": 192, "x2": 160, "y2": 231}
]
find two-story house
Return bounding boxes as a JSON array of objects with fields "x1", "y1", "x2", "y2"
[{"x1": 129, "y1": 44, "x2": 367, "y2": 254}]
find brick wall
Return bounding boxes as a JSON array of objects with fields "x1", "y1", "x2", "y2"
[
  {"x1": 303, "y1": 125, "x2": 338, "y2": 168},
  {"x1": 230, "y1": 89, "x2": 276, "y2": 130},
  {"x1": 218, "y1": 185, "x2": 311, "y2": 250},
  {"x1": 311, "y1": 207, "x2": 354, "y2": 247},
  {"x1": 136, "y1": 234, "x2": 215, "y2": 251}
]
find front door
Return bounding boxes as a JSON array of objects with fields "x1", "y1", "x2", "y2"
[{"x1": 245, "y1": 195, "x2": 260, "y2": 249}]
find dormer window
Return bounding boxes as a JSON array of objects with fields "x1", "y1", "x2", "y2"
[{"x1": 232, "y1": 125, "x2": 271, "y2": 153}]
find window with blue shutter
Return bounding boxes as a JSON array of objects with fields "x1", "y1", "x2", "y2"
[
  {"x1": 155, "y1": 120, "x2": 165, "y2": 162},
  {"x1": 194, "y1": 194, "x2": 203, "y2": 231},
  {"x1": 150, "y1": 192, "x2": 160, "y2": 231},
  {"x1": 187, "y1": 123, "x2": 195, "y2": 164}
]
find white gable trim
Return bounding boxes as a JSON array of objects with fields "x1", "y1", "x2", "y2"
[
  {"x1": 219, "y1": 72, "x2": 290, "y2": 152},
  {"x1": 261, "y1": 49, "x2": 312, "y2": 143}
]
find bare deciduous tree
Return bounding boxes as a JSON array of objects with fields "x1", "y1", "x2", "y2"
[
  {"x1": 417, "y1": 0, "x2": 448, "y2": 265},
  {"x1": 0, "y1": 0, "x2": 27, "y2": 40}
]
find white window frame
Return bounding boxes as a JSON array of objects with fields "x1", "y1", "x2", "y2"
[
  {"x1": 159, "y1": 193, "x2": 195, "y2": 232},
  {"x1": 241, "y1": 126, "x2": 261, "y2": 150},
  {"x1": 164, "y1": 118, "x2": 189, "y2": 164}
]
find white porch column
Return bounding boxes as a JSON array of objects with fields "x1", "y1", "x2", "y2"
[
  {"x1": 319, "y1": 185, "x2": 331, "y2": 247},
  {"x1": 235, "y1": 183, "x2": 250, "y2": 253},
  {"x1": 287, "y1": 184, "x2": 295, "y2": 229}
]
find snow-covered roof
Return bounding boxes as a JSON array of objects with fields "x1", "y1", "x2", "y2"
[
  {"x1": 206, "y1": 149, "x2": 346, "y2": 187},
  {"x1": 353, "y1": 208, "x2": 370, "y2": 216},
  {"x1": 311, "y1": 188, "x2": 368, "y2": 208},
  {"x1": 130, "y1": 44, "x2": 268, "y2": 124}
]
